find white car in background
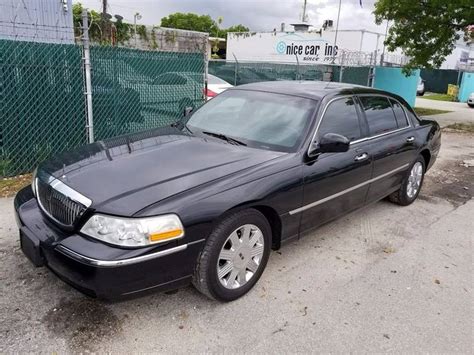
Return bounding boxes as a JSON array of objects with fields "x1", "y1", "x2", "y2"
[
  {"x1": 206, "y1": 74, "x2": 233, "y2": 100},
  {"x1": 416, "y1": 77, "x2": 425, "y2": 96},
  {"x1": 468, "y1": 92, "x2": 474, "y2": 108}
]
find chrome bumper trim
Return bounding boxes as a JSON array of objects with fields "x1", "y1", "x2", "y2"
[{"x1": 55, "y1": 239, "x2": 205, "y2": 268}]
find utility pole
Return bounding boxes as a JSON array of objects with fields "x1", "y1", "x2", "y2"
[
  {"x1": 380, "y1": 20, "x2": 389, "y2": 66},
  {"x1": 101, "y1": 0, "x2": 108, "y2": 41},
  {"x1": 134, "y1": 12, "x2": 142, "y2": 48},
  {"x1": 332, "y1": 0, "x2": 342, "y2": 64},
  {"x1": 302, "y1": 0, "x2": 307, "y2": 22}
]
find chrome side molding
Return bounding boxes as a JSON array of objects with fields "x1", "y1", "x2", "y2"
[{"x1": 289, "y1": 164, "x2": 410, "y2": 215}]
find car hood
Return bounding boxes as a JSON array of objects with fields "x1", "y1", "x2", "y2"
[{"x1": 39, "y1": 128, "x2": 284, "y2": 215}]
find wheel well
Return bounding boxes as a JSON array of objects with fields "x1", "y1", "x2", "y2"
[
  {"x1": 251, "y1": 205, "x2": 282, "y2": 250},
  {"x1": 216, "y1": 204, "x2": 282, "y2": 250},
  {"x1": 420, "y1": 149, "x2": 431, "y2": 168}
]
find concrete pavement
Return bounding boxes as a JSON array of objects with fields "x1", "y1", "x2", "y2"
[
  {"x1": 416, "y1": 97, "x2": 474, "y2": 127},
  {"x1": 1, "y1": 132, "x2": 473, "y2": 353}
]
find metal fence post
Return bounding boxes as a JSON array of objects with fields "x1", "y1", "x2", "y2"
[
  {"x1": 82, "y1": 9, "x2": 94, "y2": 143},
  {"x1": 295, "y1": 54, "x2": 300, "y2": 80},
  {"x1": 339, "y1": 51, "x2": 345, "y2": 82},
  {"x1": 232, "y1": 53, "x2": 238, "y2": 86},
  {"x1": 204, "y1": 36, "x2": 209, "y2": 101}
]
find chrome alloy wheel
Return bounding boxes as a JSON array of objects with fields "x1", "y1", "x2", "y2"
[
  {"x1": 217, "y1": 224, "x2": 265, "y2": 289},
  {"x1": 407, "y1": 162, "x2": 423, "y2": 198}
]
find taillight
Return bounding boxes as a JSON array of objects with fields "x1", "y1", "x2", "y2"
[{"x1": 204, "y1": 88, "x2": 217, "y2": 99}]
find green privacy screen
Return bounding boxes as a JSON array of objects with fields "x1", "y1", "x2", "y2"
[
  {"x1": 90, "y1": 47, "x2": 205, "y2": 141},
  {"x1": 208, "y1": 60, "x2": 370, "y2": 86},
  {"x1": 0, "y1": 40, "x2": 205, "y2": 177},
  {"x1": 420, "y1": 68, "x2": 461, "y2": 94},
  {"x1": 208, "y1": 60, "x2": 332, "y2": 85},
  {"x1": 0, "y1": 39, "x2": 86, "y2": 177}
]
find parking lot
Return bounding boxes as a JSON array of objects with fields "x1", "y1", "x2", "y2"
[{"x1": 0, "y1": 129, "x2": 472, "y2": 353}]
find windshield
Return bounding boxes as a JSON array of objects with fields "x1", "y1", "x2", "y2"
[
  {"x1": 208, "y1": 74, "x2": 230, "y2": 85},
  {"x1": 186, "y1": 90, "x2": 316, "y2": 152}
]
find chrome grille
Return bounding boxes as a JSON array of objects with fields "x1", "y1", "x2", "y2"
[{"x1": 36, "y1": 178, "x2": 87, "y2": 227}]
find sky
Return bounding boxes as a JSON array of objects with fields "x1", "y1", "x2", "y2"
[{"x1": 77, "y1": 0, "x2": 388, "y2": 34}]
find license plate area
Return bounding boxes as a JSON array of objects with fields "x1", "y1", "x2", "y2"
[{"x1": 20, "y1": 228, "x2": 44, "y2": 267}]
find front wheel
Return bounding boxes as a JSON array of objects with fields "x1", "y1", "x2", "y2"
[
  {"x1": 388, "y1": 157, "x2": 425, "y2": 206},
  {"x1": 193, "y1": 209, "x2": 271, "y2": 302}
]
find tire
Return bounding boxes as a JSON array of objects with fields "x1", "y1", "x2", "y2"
[
  {"x1": 417, "y1": 91, "x2": 425, "y2": 96},
  {"x1": 468, "y1": 104, "x2": 474, "y2": 108},
  {"x1": 388, "y1": 156, "x2": 425, "y2": 206},
  {"x1": 193, "y1": 209, "x2": 271, "y2": 302}
]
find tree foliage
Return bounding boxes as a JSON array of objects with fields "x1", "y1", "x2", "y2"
[
  {"x1": 161, "y1": 13, "x2": 217, "y2": 33},
  {"x1": 160, "y1": 12, "x2": 249, "y2": 38},
  {"x1": 222, "y1": 24, "x2": 250, "y2": 35},
  {"x1": 374, "y1": 0, "x2": 474, "y2": 72},
  {"x1": 72, "y1": 3, "x2": 131, "y2": 44}
]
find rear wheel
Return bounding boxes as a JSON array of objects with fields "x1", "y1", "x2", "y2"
[
  {"x1": 193, "y1": 209, "x2": 271, "y2": 301},
  {"x1": 388, "y1": 156, "x2": 425, "y2": 206}
]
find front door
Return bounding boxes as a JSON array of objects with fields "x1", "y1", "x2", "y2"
[{"x1": 297, "y1": 96, "x2": 373, "y2": 233}]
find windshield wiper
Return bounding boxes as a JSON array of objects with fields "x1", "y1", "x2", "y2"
[{"x1": 202, "y1": 131, "x2": 247, "y2": 146}]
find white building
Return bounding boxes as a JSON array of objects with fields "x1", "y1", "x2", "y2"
[{"x1": 226, "y1": 24, "x2": 472, "y2": 69}]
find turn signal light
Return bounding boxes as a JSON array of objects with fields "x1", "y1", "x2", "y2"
[{"x1": 149, "y1": 229, "x2": 183, "y2": 242}]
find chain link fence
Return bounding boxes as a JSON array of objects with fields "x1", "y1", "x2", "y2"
[
  {"x1": 0, "y1": 39, "x2": 86, "y2": 177},
  {"x1": 90, "y1": 46, "x2": 205, "y2": 141},
  {"x1": 0, "y1": 30, "x2": 206, "y2": 177}
]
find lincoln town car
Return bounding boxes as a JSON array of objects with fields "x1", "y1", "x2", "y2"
[{"x1": 15, "y1": 81, "x2": 441, "y2": 301}]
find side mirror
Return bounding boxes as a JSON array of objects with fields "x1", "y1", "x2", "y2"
[
  {"x1": 308, "y1": 133, "x2": 350, "y2": 157},
  {"x1": 184, "y1": 106, "x2": 194, "y2": 117}
]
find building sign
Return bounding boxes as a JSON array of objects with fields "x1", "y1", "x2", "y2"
[
  {"x1": 227, "y1": 32, "x2": 339, "y2": 64},
  {"x1": 276, "y1": 38, "x2": 338, "y2": 62}
]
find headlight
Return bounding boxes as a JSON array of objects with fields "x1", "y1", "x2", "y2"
[
  {"x1": 80, "y1": 214, "x2": 184, "y2": 247},
  {"x1": 31, "y1": 167, "x2": 38, "y2": 196}
]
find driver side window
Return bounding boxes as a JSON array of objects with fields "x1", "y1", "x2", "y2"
[{"x1": 318, "y1": 97, "x2": 362, "y2": 142}]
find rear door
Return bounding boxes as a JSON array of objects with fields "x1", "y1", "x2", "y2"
[
  {"x1": 356, "y1": 95, "x2": 418, "y2": 202},
  {"x1": 298, "y1": 96, "x2": 373, "y2": 233}
]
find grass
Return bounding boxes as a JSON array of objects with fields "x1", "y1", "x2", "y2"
[
  {"x1": 414, "y1": 107, "x2": 452, "y2": 116},
  {"x1": 422, "y1": 93, "x2": 456, "y2": 102},
  {"x1": 444, "y1": 122, "x2": 474, "y2": 133},
  {"x1": 0, "y1": 174, "x2": 32, "y2": 198}
]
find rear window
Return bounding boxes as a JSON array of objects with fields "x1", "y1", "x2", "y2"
[
  {"x1": 390, "y1": 99, "x2": 409, "y2": 128},
  {"x1": 359, "y1": 96, "x2": 398, "y2": 136}
]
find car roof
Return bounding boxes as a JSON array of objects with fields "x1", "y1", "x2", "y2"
[{"x1": 229, "y1": 80, "x2": 396, "y2": 101}]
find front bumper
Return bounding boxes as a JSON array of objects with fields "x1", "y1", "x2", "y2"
[{"x1": 14, "y1": 186, "x2": 204, "y2": 299}]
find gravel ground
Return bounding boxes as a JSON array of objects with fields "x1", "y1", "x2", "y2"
[{"x1": 0, "y1": 131, "x2": 473, "y2": 353}]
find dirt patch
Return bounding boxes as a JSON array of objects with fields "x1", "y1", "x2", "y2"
[
  {"x1": 414, "y1": 107, "x2": 452, "y2": 116},
  {"x1": 443, "y1": 123, "x2": 474, "y2": 133},
  {"x1": 422, "y1": 154, "x2": 474, "y2": 206},
  {"x1": 42, "y1": 298, "x2": 122, "y2": 352},
  {"x1": 0, "y1": 174, "x2": 32, "y2": 198}
]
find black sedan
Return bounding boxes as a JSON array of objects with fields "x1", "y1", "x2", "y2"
[{"x1": 15, "y1": 81, "x2": 441, "y2": 302}]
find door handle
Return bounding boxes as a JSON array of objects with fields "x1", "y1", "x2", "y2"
[
  {"x1": 406, "y1": 136, "x2": 415, "y2": 143},
  {"x1": 354, "y1": 153, "x2": 369, "y2": 162}
]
